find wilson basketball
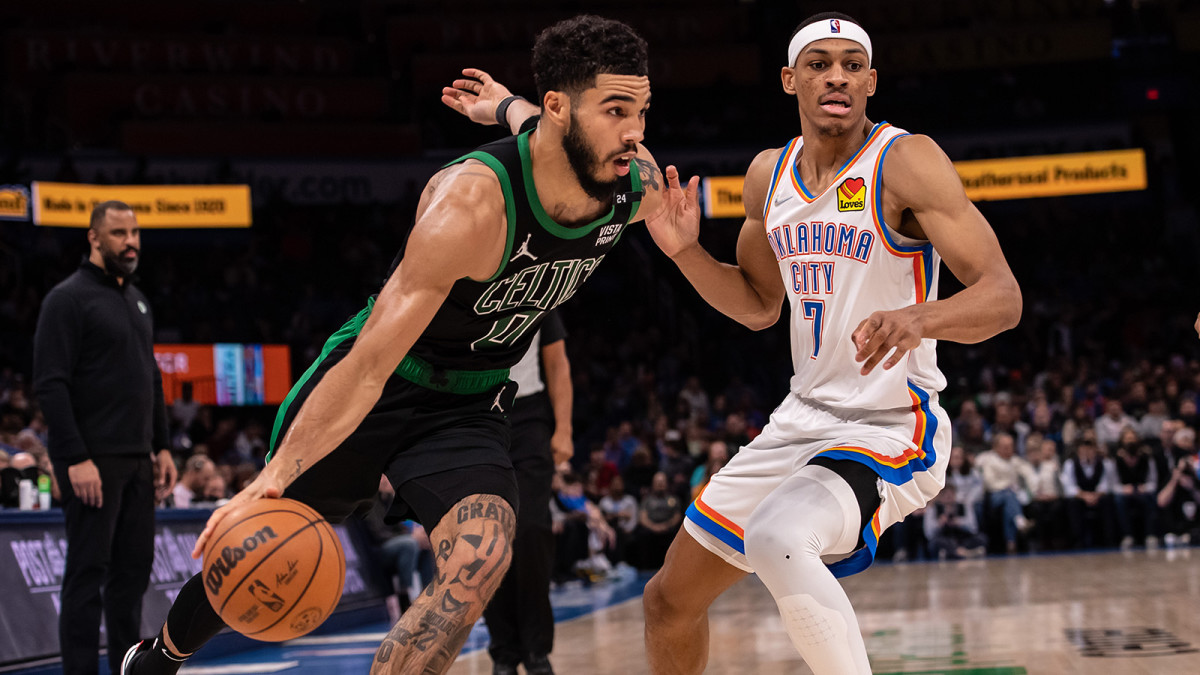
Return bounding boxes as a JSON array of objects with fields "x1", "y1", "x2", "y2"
[{"x1": 201, "y1": 498, "x2": 345, "y2": 642}]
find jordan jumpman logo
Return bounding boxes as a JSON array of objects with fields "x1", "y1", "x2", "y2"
[{"x1": 510, "y1": 233, "x2": 538, "y2": 262}]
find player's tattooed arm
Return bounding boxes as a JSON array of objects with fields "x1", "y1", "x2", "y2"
[{"x1": 633, "y1": 157, "x2": 662, "y2": 192}]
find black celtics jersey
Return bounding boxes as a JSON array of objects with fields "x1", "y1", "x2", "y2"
[{"x1": 394, "y1": 129, "x2": 642, "y2": 377}]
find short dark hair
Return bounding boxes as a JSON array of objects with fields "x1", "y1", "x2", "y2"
[
  {"x1": 790, "y1": 11, "x2": 865, "y2": 41},
  {"x1": 531, "y1": 15, "x2": 648, "y2": 101},
  {"x1": 90, "y1": 200, "x2": 133, "y2": 230}
]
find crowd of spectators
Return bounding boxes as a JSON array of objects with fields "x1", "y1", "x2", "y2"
[{"x1": 887, "y1": 359, "x2": 1200, "y2": 561}]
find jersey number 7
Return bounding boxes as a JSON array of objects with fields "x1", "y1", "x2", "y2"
[{"x1": 802, "y1": 300, "x2": 825, "y2": 360}]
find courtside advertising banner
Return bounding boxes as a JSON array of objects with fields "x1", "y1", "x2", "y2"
[
  {"x1": 0, "y1": 185, "x2": 30, "y2": 221},
  {"x1": 702, "y1": 176, "x2": 748, "y2": 219},
  {"x1": 31, "y1": 182, "x2": 252, "y2": 227},
  {"x1": 956, "y1": 148, "x2": 1147, "y2": 201},
  {"x1": 0, "y1": 512, "x2": 382, "y2": 666}
]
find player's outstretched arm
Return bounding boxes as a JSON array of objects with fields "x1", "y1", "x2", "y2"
[
  {"x1": 441, "y1": 68, "x2": 540, "y2": 135},
  {"x1": 192, "y1": 164, "x2": 507, "y2": 557},
  {"x1": 645, "y1": 149, "x2": 786, "y2": 330},
  {"x1": 851, "y1": 134, "x2": 1022, "y2": 375}
]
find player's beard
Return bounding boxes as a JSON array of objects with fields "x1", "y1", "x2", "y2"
[
  {"x1": 101, "y1": 242, "x2": 139, "y2": 277},
  {"x1": 563, "y1": 111, "x2": 620, "y2": 203}
]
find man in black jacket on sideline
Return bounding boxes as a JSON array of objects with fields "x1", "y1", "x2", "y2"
[{"x1": 33, "y1": 200, "x2": 177, "y2": 675}]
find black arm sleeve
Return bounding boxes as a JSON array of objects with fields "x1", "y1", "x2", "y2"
[{"x1": 32, "y1": 290, "x2": 89, "y2": 465}]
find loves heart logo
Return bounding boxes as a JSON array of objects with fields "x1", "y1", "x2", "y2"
[{"x1": 837, "y1": 177, "x2": 866, "y2": 212}]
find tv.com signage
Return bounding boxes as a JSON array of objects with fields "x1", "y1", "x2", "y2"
[{"x1": 31, "y1": 182, "x2": 252, "y2": 227}]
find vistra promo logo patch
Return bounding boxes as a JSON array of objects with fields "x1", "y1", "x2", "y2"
[{"x1": 837, "y1": 177, "x2": 865, "y2": 212}]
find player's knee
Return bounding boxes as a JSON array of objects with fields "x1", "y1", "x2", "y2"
[
  {"x1": 642, "y1": 573, "x2": 693, "y2": 627},
  {"x1": 642, "y1": 574, "x2": 669, "y2": 622},
  {"x1": 744, "y1": 514, "x2": 822, "y2": 570},
  {"x1": 438, "y1": 500, "x2": 516, "y2": 598}
]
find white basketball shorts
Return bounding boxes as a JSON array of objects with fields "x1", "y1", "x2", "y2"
[{"x1": 684, "y1": 381, "x2": 951, "y2": 577}]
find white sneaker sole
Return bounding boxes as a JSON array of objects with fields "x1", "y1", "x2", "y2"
[{"x1": 120, "y1": 641, "x2": 143, "y2": 675}]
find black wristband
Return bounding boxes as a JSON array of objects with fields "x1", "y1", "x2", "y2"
[{"x1": 495, "y1": 95, "x2": 526, "y2": 128}]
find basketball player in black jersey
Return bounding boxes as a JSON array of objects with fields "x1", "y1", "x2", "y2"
[{"x1": 120, "y1": 15, "x2": 685, "y2": 675}]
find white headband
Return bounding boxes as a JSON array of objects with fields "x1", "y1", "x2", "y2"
[{"x1": 787, "y1": 18, "x2": 872, "y2": 67}]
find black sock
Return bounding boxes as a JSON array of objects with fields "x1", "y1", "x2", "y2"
[
  {"x1": 163, "y1": 573, "x2": 228, "y2": 655},
  {"x1": 152, "y1": 627, "x2": 188, "y2": 661},
  {"x1": 127, "y1": 630, "x2": 188, "y2": 675}
]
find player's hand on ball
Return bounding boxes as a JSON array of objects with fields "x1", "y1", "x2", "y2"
[
  {"x1": 192, "y1": 471, "x2": 284, "y2": 559},
  {"x1": 441, "y1": 68, "x2": 513, "y2": 125},
  {"x1": 851, "y1": 308, "x2": 924, "y2": 376},
  {"x1": 645, "y1": 165, "x2": 701, "y2": 259}
]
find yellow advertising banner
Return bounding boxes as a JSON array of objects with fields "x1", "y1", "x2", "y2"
[
  {"x1": 702, "y1": 176, "x2": 748, "y2": 219},
  {"x1": 31, "y1": 182, "x2": 252, "y2": 228},
  {"x1": 0, "y1": 185, "x2": 30, "y2": 221},
  {"x1": 956, "y1": 149, "x2": 1146, "y2": 201},
  {"x1": 700, "y1": 149, "x2": 1146, "y2": 218}
]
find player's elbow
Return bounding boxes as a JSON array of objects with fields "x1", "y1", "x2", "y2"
[
  {"x1": 739, "y1": 307, "x2": 780, "y2": 332},
  {"x1": 997, "y1": 279, "x2": 1023, "y2": 331}
]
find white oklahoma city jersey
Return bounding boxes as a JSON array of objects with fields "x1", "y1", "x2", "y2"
[{"x1": 763, "y1": 122, "x2": 947, "y2": 411}]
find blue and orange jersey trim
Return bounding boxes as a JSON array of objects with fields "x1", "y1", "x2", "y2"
[
  {"x1": 819, "y1": 381, "x2": 940, "y2": 578},
  {"x1": 686, "y1": 485, "x2": 746, "y2": 554},
  {"x1": 763, "y1": 137, "x2": 800, "y2": 222},
  {"x1": 813, "y1": 382, "x2": 939, "y2": 484},
  {"x1": 789, "y1": 122, "x2": 891, "y2": 204},
  {"x1": 869, "y1": 132, "x2": 934, "y2": 303}
]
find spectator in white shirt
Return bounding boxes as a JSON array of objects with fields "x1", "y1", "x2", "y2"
[
  {"x1": 975, "y1": 433, "x2": 1037, "y2": 553},
  {"x1": 598, "y1": 475, "x2": 638, "y2": 565},
  {"x1": 1061, "y1": 437, "x2": 1119, "y2": 548},
  {"x1": 1026, "y1": 438, "x2": 1067, "y2": 550},
  {"x1": 170, "y1": 454, "x2": 214, "y2": 508},
  {"x1": 1138, "y1": 399, "x2": 1169, "y2": 441},
  {"x1": 1095, "y1": 400, "x2": 1137, "y2": 452}
]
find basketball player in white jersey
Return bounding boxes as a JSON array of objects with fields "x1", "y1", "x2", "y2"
[
  {"x1": 446, "y1": 11, "x2": 1020, "y2": 672},
  {"x1": 636, "y1": 12, "x2": 1022, "y2": 674}
]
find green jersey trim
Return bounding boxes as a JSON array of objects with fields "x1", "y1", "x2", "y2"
[
  {"x1": 518, "y1": 130, "x2": 629, "y2": 240},
  {"x1": 446, "y1": 151, "x2": 519, "y2": 283},
  {"x1": 628, "y1": 158, "x2": 643, "y2": 221},
  {"x1": 394, "y1": 352, "x2": 510, "y2": 394}
]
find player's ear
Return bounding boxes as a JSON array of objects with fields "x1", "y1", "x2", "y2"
[
  {"x1": 543, "y1": 90, "x2": 569, "y2": 126},
  {"x1": 780, "y1": 67, "x2": 797, "y2": 95},
  {"x1": 867, "y1": 69, "x2": 877, "y2": 97}
]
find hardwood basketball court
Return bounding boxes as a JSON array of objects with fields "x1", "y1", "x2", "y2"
[
  {"x1": 51, "y1": 548, "x2": 1193, "y2": 674},
  {"x1": 444, "y1": 549, "x2": 1200, "y2": 674}
]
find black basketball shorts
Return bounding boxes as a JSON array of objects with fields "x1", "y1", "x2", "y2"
[{"x1": 269, "y1": 341, "x2": 520, "y2": 531}]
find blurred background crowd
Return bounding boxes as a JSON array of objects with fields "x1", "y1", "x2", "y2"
[{"x1": 2, "y1": 0, "x2": 1200, "y2": 587}]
